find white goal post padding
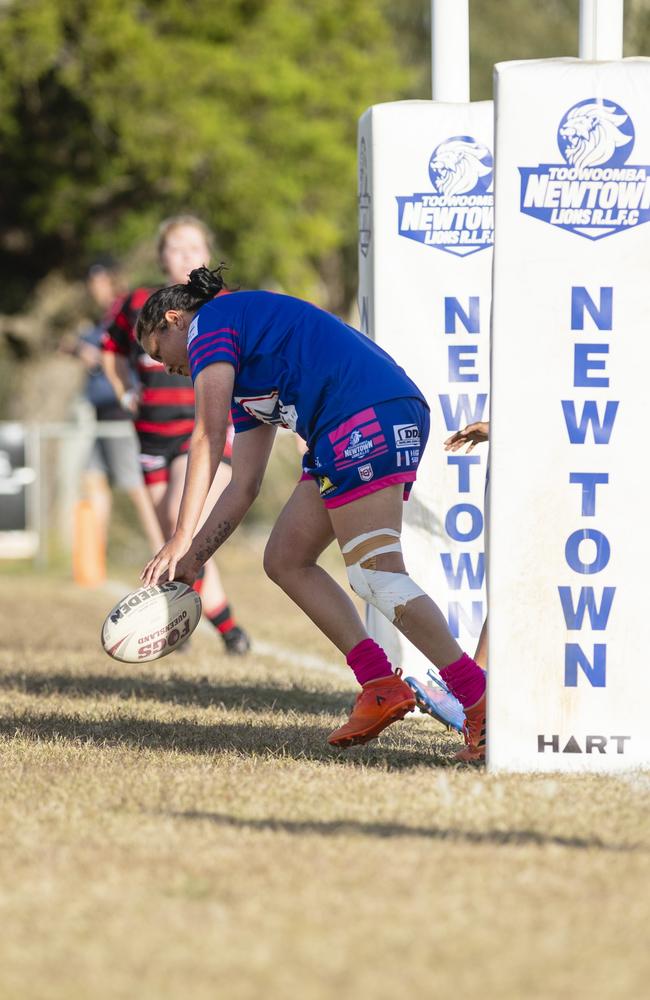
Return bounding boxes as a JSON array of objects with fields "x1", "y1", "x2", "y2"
[
  {"x1": 489, "y1": 58, "x2": 650, "y2": 772},
  {"x1": 358, "y1": 100, "x2": 492, "y2": 688}
]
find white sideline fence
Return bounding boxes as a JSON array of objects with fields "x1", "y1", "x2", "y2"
[{"x1": 0, "y1": 419, "x2": 136, "y2": 565}]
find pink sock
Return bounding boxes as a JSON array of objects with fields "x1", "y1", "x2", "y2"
[
  {"x1": 439, "y1": 653, "x2": 485, "y2": 708},
  {"x1": 346, "y1": 638, "x2": 393, "y2": 686}
]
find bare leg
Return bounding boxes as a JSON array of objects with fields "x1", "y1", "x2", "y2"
[
  {"x1": 86, "y1": 462, "x2": 162, "y2": 555},
  {"x1": 127, "y1": 484, "x2": 165, "y2": 552},
  {"x1": 265, "y1": 481, "x2": 425, "y2": 749},
  {"x1": 263, "y1": 479, "x2": 366, "y2": 655},
  {"x1": 147, "y1": 479, "x2": 173, "y2": 538},
  {"x1": 474, "y1": 616, "x2": 488, "y2": 670},
  {"x1": 327, "y1": 485, "x2": 463, "y2": 669}
]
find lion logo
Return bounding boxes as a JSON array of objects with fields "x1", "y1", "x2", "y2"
[
  {"x1": 428, "y1": 136, "x2": 493, "y2": 197},
  {"x1": 558, "y1": 100, "x2": 634, "y2": 170}
]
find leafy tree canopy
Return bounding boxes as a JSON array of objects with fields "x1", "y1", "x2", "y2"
[
  {"x1": 1, "y1": 0, "x2": 648, "y2": 315},
  {"x1": 0, "y1": 0, "x2": 412, "y2": 311}
]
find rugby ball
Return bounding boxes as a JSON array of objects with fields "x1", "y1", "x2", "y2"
[{"x1": 101, "y1": 581, "x2": 202, "y2": 663}]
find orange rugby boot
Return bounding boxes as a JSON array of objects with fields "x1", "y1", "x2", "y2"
[
  {"x1": 454, "y1": 692, "x2": 486, "y2": 763},
  {"x1": 328, "y1": 668, "x2": 416, "y2": 748}
]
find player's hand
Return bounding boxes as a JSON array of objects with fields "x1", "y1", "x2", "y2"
[
  {"x1": 141, "y1": 530, "x2": 192, "y2": 586},
  {"x1": 444, "y1": 421, "x2": 490, "y2": 453},
  {"x1": 120, "y1": 388, "x2": 140, "y2": 415},
  {"x1": 173, "y1": 551, "x2": 202, "y2": 588}
]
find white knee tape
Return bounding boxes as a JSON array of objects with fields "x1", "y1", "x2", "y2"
[{"x1": 342, "y1": 529, "x2": 425, "y2": 624}]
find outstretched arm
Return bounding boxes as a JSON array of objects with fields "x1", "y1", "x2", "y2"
[
  {"x1": 172, "y1": 423, "x2": 277, "y2": 586},
  {"x1": 141, "y1": 362, "x2": 235, "y2": 584}
]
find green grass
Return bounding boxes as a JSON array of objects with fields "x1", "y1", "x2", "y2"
[{"x1": 0, "y1": 541, "x2": 648, "y2": 1000}]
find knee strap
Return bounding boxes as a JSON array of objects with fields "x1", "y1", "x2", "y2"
[{"x1": 342, "y1": 529, "x2": 425, "y2": 625}]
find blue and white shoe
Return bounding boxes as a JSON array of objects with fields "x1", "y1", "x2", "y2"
[{"x1": 404, "y1": 669, "x2": 465, "y2": 732}]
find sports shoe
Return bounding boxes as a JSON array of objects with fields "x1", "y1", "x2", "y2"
[
  {"x1": 327, "y1": 668, "x2": 416, "y2": 748},
  {"x1": 454, "y1": 692, "x2": 486, "y2": 763},
  {"x1": 404, "y1": 671, "x2": 465, "y2": 732},
  {"x1": 221, "y1": 625, "x2": 251, "y2": 656}
]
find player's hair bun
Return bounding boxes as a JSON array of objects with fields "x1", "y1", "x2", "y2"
[
  {"x1": 187, "y1": 264, "x2": 227, "y2": 301},
  {"x1": 136, "y1": 262, "x2": 232, "y2": 344}
]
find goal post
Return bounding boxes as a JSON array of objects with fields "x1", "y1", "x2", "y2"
[
  {"x1": 358, "y1": 98, "x2": 492, "y2": 689},
  {"x1": 488, "y1": 54, "x2": 650, "y2": 772}
]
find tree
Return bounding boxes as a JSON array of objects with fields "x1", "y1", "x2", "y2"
[
  {"x1": 2, "y1": 0, "x2": 649, "y2": 320},
  {"x1": 0, "y1": 0, "x2": 412, "y2": 314}
]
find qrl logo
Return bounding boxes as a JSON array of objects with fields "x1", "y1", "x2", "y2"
[
  {"x1": 394, "y1": 424, "x2": 420, "y2": 449},
  {"x1": 520, "y1": 98, "x2": 650, "y2": 240}
]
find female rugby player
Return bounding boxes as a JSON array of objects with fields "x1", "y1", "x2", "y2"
[
  {"x1": 102, "y1": 218, "x2": 250, "y2": 654},
  {"x1": 138, "y1": 266, "x2": 486, "y2": 761}
]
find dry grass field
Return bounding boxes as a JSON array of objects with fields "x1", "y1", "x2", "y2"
[{"x1": 1, "y1": 535, "x2": 649, "y2": 1000}]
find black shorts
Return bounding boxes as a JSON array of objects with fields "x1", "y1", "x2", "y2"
[
  {"x1": 138, "y1": 433, "x2": 191, "y2": 486},
  {"x1": 138, "y1": 430, "x2": 232, "y2": 485}
]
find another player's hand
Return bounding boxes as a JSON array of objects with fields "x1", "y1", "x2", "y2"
[
  {"x1": 141, "y1": 530, "x2": 192, "y2": 587},
  {"x1": 444, "y1": 421, "x2": 490, "y2": 454},
  {"x1": 120, "y1": 388, "x2": 140, "y2": 415}
]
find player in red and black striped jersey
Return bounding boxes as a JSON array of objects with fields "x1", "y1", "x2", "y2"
[
  {"x1": 103, "y1": 285, "x2": 198, "y2": 471},
  {"x1": 102, "y1": 216, "x2": 248, "y2": 654}
]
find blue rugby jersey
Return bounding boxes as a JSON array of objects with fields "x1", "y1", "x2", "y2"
[{"x1": 187, "y1": 290, "x2": 426, "y2": 445}]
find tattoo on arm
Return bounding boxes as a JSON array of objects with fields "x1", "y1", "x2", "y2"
[{"x1": 191, "y1": 521, "x2": 234, "y2": 568}]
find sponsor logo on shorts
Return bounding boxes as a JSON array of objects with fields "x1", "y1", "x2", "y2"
[
  {"x1": 397, "y1": 136, "x2": 494, "y2": 257},
  {"x1": 358, "y1": 463, "x2": 374, "y2": 482},
  {"x1": 520, "y1": 98, "x2": 650, "y2": 240},
  {"x1": 139, "y1": 453, "x2": 166, "y2": 472},
  {"x1": 318, "y1": 475, "x2": 337, "y2": 496},
  {"x1": 393, "y1": 423, "x2": 421, "y2": 449},
  {"x1": 396, "y1": 450, "x2": 419, "y2": 468},
  {"x1": 344, "y1": 429, "x2": 374, "y2": 460}
]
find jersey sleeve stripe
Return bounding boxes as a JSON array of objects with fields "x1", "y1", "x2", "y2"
[
  {"x1": 190, "y1": 326, "x2": 240, "y2": 347},
  {"x1": 191, "y1": 346, "x2": 239, "y2": 366},
  {"x1": 188, "y1": 329, "x2": 240, "y2": 359},
  {"x1": 189, "y1": 336, "x2": 240, "y2": 357},
  {"x1": 189, "y1": 342, "x2": 240, "y2": 367}
]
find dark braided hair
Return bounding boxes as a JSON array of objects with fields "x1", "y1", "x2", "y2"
[{"x1": 136, "y1": 264, "x2": 229, "y2": 344}]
